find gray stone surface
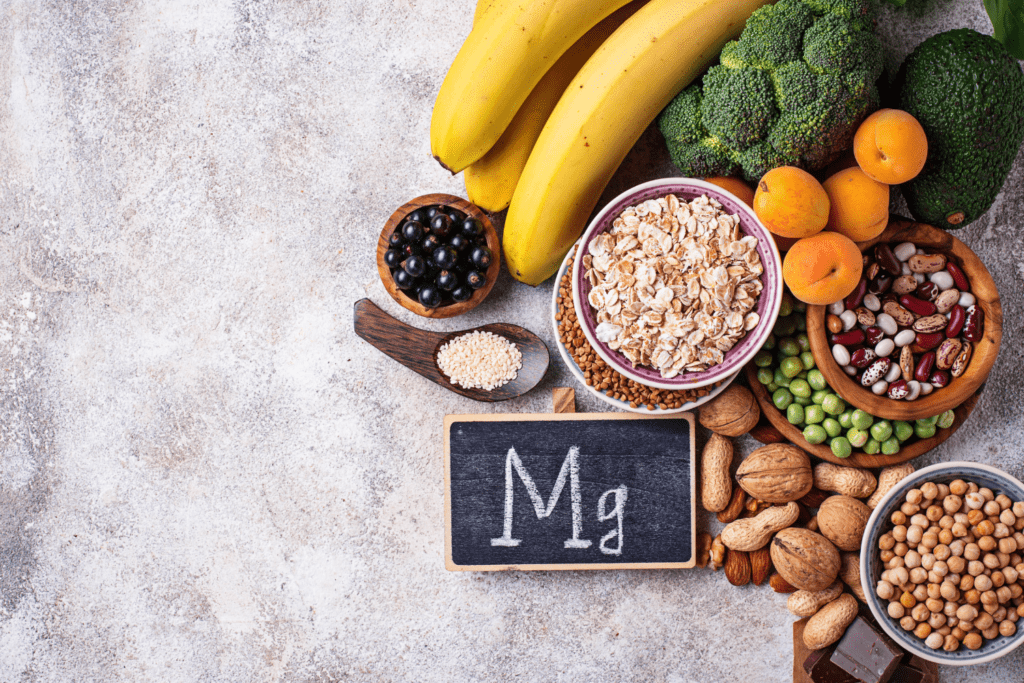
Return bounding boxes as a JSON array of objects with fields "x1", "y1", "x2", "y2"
[{"x1": 0, "y1": 1, "x2": 1022, "y2": 681}]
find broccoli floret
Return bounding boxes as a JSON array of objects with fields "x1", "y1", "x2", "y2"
[
  {"x1": 700, "y1": 66, "x2": 777, "y2": 151},
  {"x1": 657, "y1": 0, "x2": 881, "y2": 182}
]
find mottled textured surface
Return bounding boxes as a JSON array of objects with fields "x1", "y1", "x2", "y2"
[{"x1": 0, "y1": 1, "x2": 1022, "y2": 681}]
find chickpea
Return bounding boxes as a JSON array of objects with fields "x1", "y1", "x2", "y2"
[
  {"x1": 921, "y1": 532, "x2": 939, "y2": 550},
  {"x1": 979, "y1": 536, "x2": 997, "y2": 552},
  {"x1": 926, "y1": 505, "x2": 944, "y2": 522},
  {"x1": 888, "y1": 601, "x2": 905, "y2": 619},
  {"x1": 981, "y1": 590, "x2": 998, "y2": 606},
  {"x1": 1001, "y1": 620, "x2": 1017, "y2": 637},
  {"x1": 927, "y1": 582, "x2": 941, "y2": 600},
  {"x1": 994, "y1": 523, "x2": 1011, "y2": 539},
  {"x1": 964, "y1": 632, "x2": 983, "y2": 650},
  {"x1": 1000, "y1": 537, "x2": 1018, "y2": 555},
  {"x1": 947, "y1": 556, "x2": 966, "y2": 575},
  {"x1": 892, "y1": 525, "x2": 908, "y2": 542},
  {"x1": 950, "y1": 480, "x2": 968, "y2": 496},
  {"x1": 901, "y1": 615, "x2": 916, "y2": 631},
  {"x1": 925, "y1": 597, "x2": 944, "y2": 613},
  {"x1": 910, "y1": 567, "x2": 928, "y2": 584},
  {"x1": 975, "y1": 519, "x2": 995, "y2": 537},
  {"x1": 957, "y1": 604, "x2": 979, "y2": 621},
  {"x1": 997, "y1": 586, "x2": 1013, "y2": 604},
  {"x1": 954, "y1": 512, "x2": 969, "y2": 525},
  {"x1": 937, "y1": 483, "x2": 950, "y2": 499},
  {"x1": 965, "y1": 543, "x2": 981, "y2": 561},
  {"x1": 902, "y1": 502, "x2": 921, "y2": 516},
  {"x1": 880, "y1": 549, "x2": 896, "y2": 563},
  {"x1": 966, "y1": 588, "x2": 981, "y2": 604},
  {"x1": 944, "y1": 600, "x2": 960, "y2": 616},
  {"x1": 913, "y1": 584, "x2": 928, "y2": 601},
  {"x1": 992, "y1": 571, "x2": 1006, "y2": 588},
  {"x1": 933, "y1": 560, "x2": 949, "y2": 577},
  {"x1": 1013, "y1": 501, "x2": 1024, "y2": 518},
  {"x1": 968, "y1": 560, "x2": 985, "y2": 577},
  {"x1": 934, "y1": 544, "x2": 951, "y2": 561},
  {"x1": 997, "y1": 551, "x2": 1010, "y2": 567},
  {"x1": 907, "y1": 526, "x2": 924, "y2": 545},
  {"x1": 887, "y1": 555, "x2": 904, "y2": 569},
  {"x1": 949, "y1": 539, "x2": 966, "y2": 556},
  {"x1": 983, "y1": 553, "x2": 1001, "y2": 570},
  {"x1": 879, "y1": 532, "x2": 895, "y2": 550},
  {"x1": 940, "y1": 582, "x2": 960, "y2": 601},
  {"x1": 911, "y1": 602, "x2": 930, "y2": 622},
  {"x1": 995, "y1": 493, "x2": 1012, "y2": 510},
  {"x1": 980, "y1": 487, "x2": 995, "y2": 501},
  {"x1": 915, "y1": 623, "x2": 933, "y2": 640},
  {"x1": 1003, "y1": 566, "x2": 1019, "y2": 584},
  {"x1": 938, "y1": 529, "x2": 954, "y2": 545},
  {"x1": 905, "y1": 550, "x2": 922, "y2": 569},
  {"x1": 927, "y1": 570, "x2": 943, "y2": 585},
  {"x1": 947, "y1": 572, "x2": 962, "y2": 586},
  {"x1": 943, "y1": 496, "x2": 963, "y2": 515},
  {"x1": 1018, "y1": 604, "x2": 1024, "y2": 618},
  {"x1": 1011, "y1": 584, "x2": 1023, "y2": 600},
  {"x1": 952, "y1": 626, "x2": 965, "y2": 640},
  {"x1": 1001, "y1": 510, "x2": 1016, "y2": 526},
  {"x1": 983, "y1": 624, "x2": 1000, "y2": 640},
  {"x1": 910, "y1": 513, "x2": 929, "y2": 529},
  {"x1": 961, "y1": 574, "x2": 975, "y2": 591},
  {"x1": 892, "y1": 566, "x2": 909, "y2": 586},
  {"x1": 891, "y1": 510, "x2": 907, "y2": 526},
  {"x1": 974, "y1": 612, "x2": 994, "y2": 630},
  {"x1": 928, "y1": 611, "x2": 946, "y2": 629},
  {"x1": 920, "y1": 553, "x2": 935, "y2": 571},
  {"x1": 967, "y1": 509, "x2": 985, "y2": 525},
  {"x1": 906, "y1": 488, "x2": 923, "y2": 505},
  {"x1": 984, "y1": 500, "x2": 1002, "y2": 517},
  {"x1": 877, "y1": 581, "x2": 895, "y2": 600},
  {"x1": 943, "y1": 634, "x2": 959, "y2": 651},
  {"x1": 994, "y1": 606, "x2": 1007, "y2": 622},
  {"x1": 975, "y1": 573, "x2": 993, "y2": 592},
  {"x1": 967, "y1": 482, "x2": 979, "y2": 494},
  {"x1": 895, "y1": 542, "x2": 909, "y2": 557},
  {"x1": 966, "y1": 492, "x2": 985, "y2": 510}
]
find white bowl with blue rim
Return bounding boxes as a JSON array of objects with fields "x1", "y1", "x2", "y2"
[
  {"x1": 570, "y1": 177, "x2": 782, "y2": 390},
  {"x1": 860, "y1": 461, "x2": 1024, "y2": 665}
]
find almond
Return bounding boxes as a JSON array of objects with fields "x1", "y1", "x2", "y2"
[
  {"x1": 724, "y1": 548, "x2": 751, "y2": 586},
  {"x1": 717, "y1": 487, "x2": 747, "y2": 524},
  {"x1": 769, "y1": 572, "x2": 798, "y2": 593},
  {"x1": 750, "y1": 547, "x2": 772, "y2": 586}
]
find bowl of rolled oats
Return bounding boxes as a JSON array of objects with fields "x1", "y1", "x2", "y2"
[{"x1": 571, "y1": 178, "x2": 783, "y2": 390}]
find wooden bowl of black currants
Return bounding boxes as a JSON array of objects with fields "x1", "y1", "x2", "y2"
[{"x1": 377, "y1": 193, "x2": 500, "y2": 318}]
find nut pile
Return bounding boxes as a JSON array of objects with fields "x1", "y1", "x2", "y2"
[
  {"x1": 557, "y1": 251, "x2": 717, "y2": 409},
  {"x1": 828, "y1": 242, "x2": 983, "y2": 400},
  {"x1": 875, "y1": 478, "x2": 1024, "y2": 651},
  {"x1": 581, "y1": 193, "x2": 763, "y2": 378}
]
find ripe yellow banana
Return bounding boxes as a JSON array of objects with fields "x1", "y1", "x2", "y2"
[
  {"x1": 464, "y1": 1, "x2": 645, "y2": 213},
  {"x1": 472, "y1": 0, "x2": 506, "y2": 25},
  {"x1": 431, "y1": 0, "x2": 636, "y2": 174},
  {"x1": 503, "y1": 0, "x2": 773, "y2": 285}
]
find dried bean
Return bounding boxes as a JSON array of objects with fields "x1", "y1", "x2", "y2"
[
  {"x1": 863, "y1": 293, "x2": 881, "y2": 311},
  {"x1": 876, "y1": 314, "x2": 898, "y2": 336},
  {"x1": 915, "y1": 332, "x2": 944, "y2": 351},
  {"x1": 917, "y1": 282, "x2": 939, "y2": 301},
  {"x1": 900, "y1": 345, "x2": 914, "y2": 381},
  {"x1": 884, "y1": 361, "x2": 902, "y2": 382},
  {"x1": 869, "y1": 272, "x2": 894, "y2": 295},
  {"x1": 906, "y1": 380, "x2": 922, "y2": 401},
  {"x1": 856, "y1": 307, "x2": 876, "y2": 326},
  {"x1": 936, "y1": 339, "x2": 962, "y2": 370},
  {"x1": 831, "y1": 329, "x2": 866, "y2": 347},
  {"x1": 841, "y1": 310, "x2": 858, "y2": 331},
  {"x1": 875, "y1": 338, "x2": 895, "y2": 357},
  {"x1": 862, "y1": 357, "x2": 892, "y2": 387},
  {"x1": 901, "y1": 295, "x2": 937, "y2": 317},
  {"x1": 915, "y1": 352, "x2": 936, "y2": 383},
  {"x1": 951, "y1": 344, "x2": 972, "y2": 378},
  {"x1": 947, "y1": 261, "x2": 970, "y2": 291},
  {"x1": 893, "y1": 275, "x2": 919, "y2": 295},
  {"x1": 883, "y1": 301, "x2": 915, "y2": 326},
  {"x1": 959, "y1": 292, "x2": 976, "y2": 308},
  {"x1": 963, "y1": 305, "x2": 984, "y2": 342},
  {"x1": 845, "y1": 279, "x2": 868, "y2": 310},
  {"x1": 910, "y1": 254, "x2": 947, "y2": 273},
  {"x1": 894, "y1": 329, "x2": 916, "y2": 347},
  {"x1": 888, "y1": 379, "x2": 910, "y2": 399},
  {"x1": 865, "y1": 326, "x2": 885, "y2": 345},
  {"x1": 876, "y1": 243, "x2": 902, "y2": 276},
  {"x1": 935, "y1": 289, "x2": 960, "y2": 314},
  {"x1": 832, "y1": 344, "x2": 851, "y2": 366},
  {"x1": 913, "y1": 314, "x2": 948, "y2": 334},
  {"x1": 929, "y1": 370, "x2": 950, "y2": 388},
  {"x1": 851, "y1": 347, "x2": 877, "y2": 369},
  {"x1": 894, "y1": 242, "x2": 916, "y2": 261},
  {"x1": 826, "y1": 314, "x2": 843, "y2": 334},
  {"x1": 930, "y1": 271, "x2": 955, "y2": 291},
  {"x1": 946, "y1": 305, "x2": 966, "y2": 338}
]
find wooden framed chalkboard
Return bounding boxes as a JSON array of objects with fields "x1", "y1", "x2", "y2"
[{"x1": 443, "y1": 412, "x2": 696, "y2": 571}]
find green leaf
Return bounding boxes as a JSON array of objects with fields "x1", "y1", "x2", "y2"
[{"x1": 985, "y1": 0, "x2": 1024, "y2": 59}]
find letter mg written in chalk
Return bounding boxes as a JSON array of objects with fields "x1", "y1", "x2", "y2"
[{"x1": 491, "y1": 447, "x2": 593, "y2": 549}]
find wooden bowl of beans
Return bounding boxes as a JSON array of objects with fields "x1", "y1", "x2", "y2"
[{"x1": 807, "y1": 219, "x2": 1002, "y2": 421}]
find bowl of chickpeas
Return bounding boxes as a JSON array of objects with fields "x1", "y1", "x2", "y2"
[{"x1": 861, "y1": 462, "x2": 1024, "y2": 665}]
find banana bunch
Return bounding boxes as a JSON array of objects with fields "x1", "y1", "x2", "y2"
[{"x1": 432, "y1": 0, "x2": 773, "y2": 285}]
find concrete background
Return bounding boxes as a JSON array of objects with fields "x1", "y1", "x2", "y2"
[{"x1": 0, "y1": 0, "x2": 1021, "y2": 681}]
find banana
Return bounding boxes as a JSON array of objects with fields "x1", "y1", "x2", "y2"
[
  {"x1": 503, "y1": 0, "x2": 773, "y2": 285},
  {"x1": 431, "y1": 0, "x2": 636, "y2": 174},
  {"x1": 472, "y1": 0, "x2": 506, "y2": 25},
  {"x1": 464, "y1": 1, "x2": 645, "y2": 213}
]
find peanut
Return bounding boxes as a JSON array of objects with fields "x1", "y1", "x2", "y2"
[
  {"x1": 788, "y1": 580, "x2": 844, "y2": 617},
  {"x1": 722, "y1": 502, "x2": 800, "y2": 552},
  {"x1": 701, "y1": 433, "x2": 733, "y2": 513},
  {"x1": 867, "y1": 464, "x2": 915, "y2": 509},
  {"x1": 803, "y1": 594, "x2": 859, "y2": 650},
  {"x1": 840, "y1": 552, "x2": 866, "y2": 602},
  {"x1": 814, "y1": 462, "x2": 877, "y2": 499}
]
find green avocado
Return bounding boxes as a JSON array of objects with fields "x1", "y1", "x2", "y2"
[{"x1": 897, "y1": 28, "x2": 1024, "y2": 229}]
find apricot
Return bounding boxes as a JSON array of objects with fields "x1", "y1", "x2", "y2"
[
  {"x1": 823, "y1": 167, "x2": 890, "y2": 242},
  {"x1": 753, "y1": 167, "x2": 829, "y2": 239},
  {"x1": 854, "y1": 109, "x2": 928, "y2": 185},
  {"x1": 783, "y1": 232, "x2": 864, "y2": 306},
  {"x1": 704, "y1": 177, "x2": 755, "y2": 207}
]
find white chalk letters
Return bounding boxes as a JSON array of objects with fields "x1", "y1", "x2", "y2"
[{"x1": 491, "y1": 446, "x2": 627, "y2": 555}]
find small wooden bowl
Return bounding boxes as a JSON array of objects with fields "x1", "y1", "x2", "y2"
[
  {"x1": 377, "y1": 193, "x2": 500, "y2": 319},
  {"x1": 745, "y1": 364, "x2": 982, "y2": 468},
  {"x1": 807, "y1": 219, "x2": 1002, "y2": 421}
]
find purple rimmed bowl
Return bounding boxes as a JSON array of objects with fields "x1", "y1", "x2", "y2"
[{"x1": 570, "y1": 178, "x2": 783, "y2": 390}]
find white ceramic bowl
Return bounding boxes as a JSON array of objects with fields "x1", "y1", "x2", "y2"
[
  {"x1": 570, "y1": 177, "x2": 782, "y2": 390},
  {"x1": 551, "y1": 244, "x2": 738, "y2": 414},
  {"x1": 860, "y1": 461, "x2": 1024, "y2": 666}
]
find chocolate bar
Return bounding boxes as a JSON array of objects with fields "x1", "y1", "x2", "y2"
[{"x1": 829, "y1": 617, "x2": 904, "y2": 683}]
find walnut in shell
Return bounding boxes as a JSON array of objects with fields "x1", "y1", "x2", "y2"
[
  {"x1": 770, "y1": 527, "x2": 840, "y2": 592},
  {"x1": 816, "y1": 495, "x2": 870, "y2": 552},
  {"x1": 698, "y1": 385, "x2": 759, "y2": 436},
  {"x1": 736, "y1": 443, "x2": 813, "y2": 503}
]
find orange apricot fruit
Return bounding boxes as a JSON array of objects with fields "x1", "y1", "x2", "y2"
[
  {"x1": 783, "y1": 232, "x2": 864, "y2": 306},
  {"x1": 753, "y1": 167, "x2": 830, "y2": 239},
  {"x1": 853, "y1": 109, "x2": 928, "y2": 185},
  {"x1": 703, "y1": 177, "x2": 755, "y2": 207},
  {"x1": 822, "y1": 167, "x2": 890, "y2": 242}
]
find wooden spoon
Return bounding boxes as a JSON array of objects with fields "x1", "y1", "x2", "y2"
[{"x1": 353, "y1": 299, "x2": 550, "y2": 402}]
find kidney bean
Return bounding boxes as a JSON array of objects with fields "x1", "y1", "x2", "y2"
[
  {"x1": 946, "y1": 305, "x2": 966, "y2": 338},
  {"x1": 875, "y1": 243, "x2": 902, "y2": 276},
  {"x1": 936, "y1": 338, "x2": 963, "y2": 370},
  {"x1": 946, "y1": 261, "x2": 970, "y2": 291},
  {"x1": 914, "y1": 332, "x2": 944, "y2": 351},
  {"x1": 865, "y1": 326, "x2": 885, "y2": 345},
  {"x1": 900, "y1": 294, "x2": 937, "y2": 317},
  {"x1": 868, "y1": 272, "x2": 894, "y2": 295},
  {"x1": 845, "y1": 279, "x2": 867, "y2": 310},
  {"x1": 888, "y1": 379, "x2": 910, "y2": 399},
  {"x1": 917, "y1": 281, "x2": 939, "y2": 301},
  {"x1": 929, "y1": 369, "x2": 950, "y2": 388},
  {"x1": 963, "y1": 305, "x2": 984, "y2": 342},
  {"x1": 850, "y1": 347, "x2": 877, "y2": 369},
  {"x1": 831, "y1": 329, "x2": 866, "y2": 347},
  {"x1": 914, "y1": 351, "x2": 936, "y2": 383}
]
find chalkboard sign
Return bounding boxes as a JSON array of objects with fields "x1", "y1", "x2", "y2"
[{"x1": 444, "y1": 413, "x2": 695, "y2": 571}]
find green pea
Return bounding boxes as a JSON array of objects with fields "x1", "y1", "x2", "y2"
[
  {"x1": 793, "y1": 299, "x2": 807, "y2": 313},
  {"x1": 774, "y1": 316, "x2": 796, "y2": 337},
  {"x1": 796, "y1": 316, "x2": 807, "y2": 332},
  {"x1": 822, "y1": 418, "x2": 842, "y2": 438},
  {"x1": 804, "y1": 405, "x2": 825, "y2": 425},
  {"x1": 800, "y1": 351, "x2": 816, "y2": 370},
  {"x1": 880, "y1": 437, "x2": 901, "y2": 455},
  {"x1": 937, "y1": 410, "x2": 956, "y2": 429},
  {"x1": 793, "y1": 395, "x2": 812, "y2": 406},
  {"x1": 754, "y1": 350, "x2": 773, "y2": 367},
  {"x1": 916, "y1": 415, "x2": 939, "y2": 427},
  {"x1": 796, "y1": 333, "x2": 811, "y2": 353},
  {"x1": 762, "y1": 334, "x2": 776, "y2": 351},
  {"x1": 807, "y1": 370, "x2": 827, "y2": 391},
  {"x1": 773, "y1": 388, "x2": 794, "y2": 411},
  {"x1": 797, "y1": 369, "x2": 809, "y2": 379},
  {"x1": 757, "y1": 367, "x2": 774, "y2": 385},
  {"x1": 779, "y1": 338, "x2": 801, "y2": 357},
  {"x1": 822, "y1": 394, "x2": 846, "y2": 416},
  {"x1": 838, "y1": 410, "x2": 854, "y2": 429},
  {"x1": 811, "y1": 389, "x2": 829, "y2": 405},
  {"x1": 851, "y1": 409, "x2": 874, "y2": 431},
  {"x1": 847, "y1": 428, "x2": 869, "y2": 448},
  {"x1": 870, "y1": 420, "x2": 893, "y2": 443},
  {"x1": 781, "y1": 357, "x2": 804, "y2": 378},
  {"x1": 773, "y1": 368, "x2": 792, "y2": 388},
  {"x1": 766, "y1": 382, "x2": 779, "y2": 393},
  {"x1": 862, "y1": 438, "x2": 881, "y2": 455},
  {"x1": 779, "y1": 292, "x2": 793, "y2": 318},
  {"x1": 915, "y1": 423, "x2": 937, "y2": 440},
  {"x1": 831, "y1": 437, "x2": 852, "y2": 459},
  {"x1": 787, "y1": 403, "x2": 805, "y2": 425},
  {"x1": 789, "y1": 379, "x2": 812, "y2": 398},
  {"x1": 803, "y1": 424, "x2": 828, "y2": 445},
  {"x1": 893, "y1": 421, "x2": 914, "y2": 443}
]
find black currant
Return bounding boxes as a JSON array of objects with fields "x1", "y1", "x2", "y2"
[
  {"x1": 461, "y1": 217, "x2": 484, "y2": 238},
  {"x1": 403, "y1": 255, "x2": 427, "y2": 278},
  {"x1": 402, "y1": 221, "x2": 424, "y2": 243},
  {"x1": 436, "y1": 270, "x2": 458, "y2": 291},
  {"x1": 451, "y1": 285, "x2": 472, "y2": 302},
  {"x1": 421, "y1": 234, "x2": 442, "y2": 253},
  {"x1": 430, "y1": 214, "x2": 453, "y2": 239},
  {"x1": 418, "y1": 285, "x2": 442, "y2": 309},
  {"x1": 433, "y1": 246, "x2": 458, "y2": 270},
  {"x1": 401, "y1": 242, "x2": 421, "y2": 257},
  {"x1": 470, "y1": 246, "x2": 492, "y2": 270},
  {"x1": 448, "y1": 233, "x2": 470, "y2": 253},
  {"x1": 388, "y1": 232, "x2": 404, "y2": 248},
  {"x1": 393, "y1": 269, "x2": 416, "y2": 290},
  {"x1": 383, "y1": 249, "x2": 402, "y2": 269},
  {"x1": 425, "y1": 206, "x2": 439, "y2": 219},
  {"x1": 406, "y1": 209, "x2": 427, "y2": 224},
  {"x1": 465, "y1": 270, "x2": 486, "y2": 290},
  {"x1": 446, "y1": 209, "x2": 465, "y2": 224}
]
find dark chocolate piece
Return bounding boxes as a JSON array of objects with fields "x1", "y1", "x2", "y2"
[
  {"x1": 804, "y1": 646, "x2": 859, "y2": 683},
  {"x1": 886, "y1": 663, "x2": 928, "y2": 683},
  {"x1": 829, "y1": 617, "x2": 903, "y2": 683}
]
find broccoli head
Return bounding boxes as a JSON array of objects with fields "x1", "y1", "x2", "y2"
[{"x1": 657, "y1": 0, "x2": 880, "y2": 183}]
